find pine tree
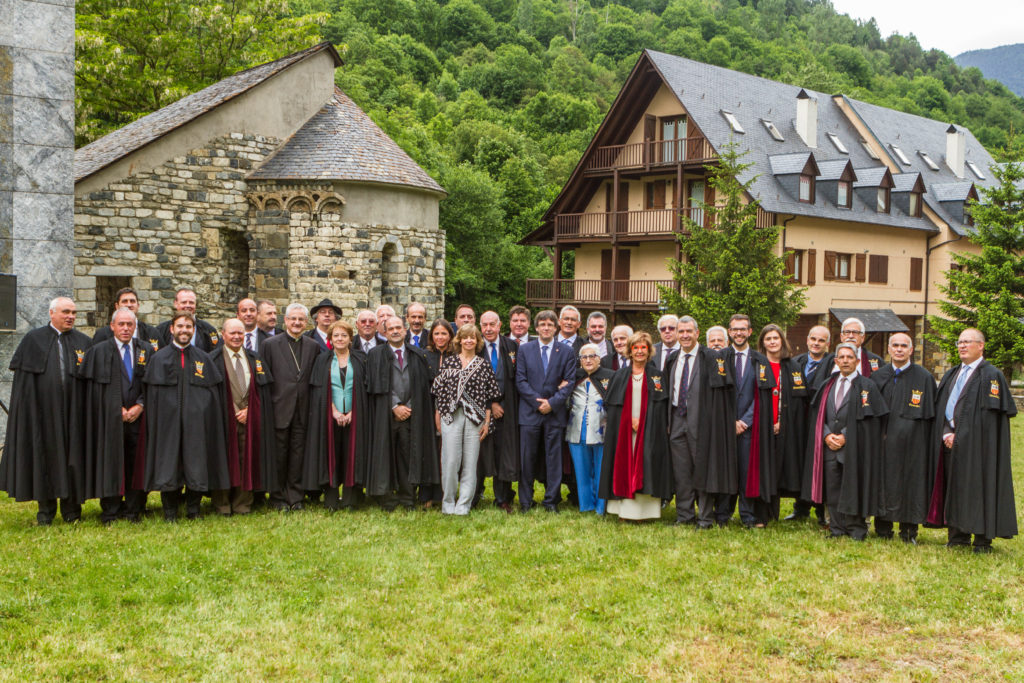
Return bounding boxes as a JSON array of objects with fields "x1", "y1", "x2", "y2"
[
  {"x1": 927, "y1": 160, "x2": 1024, "y2": 377},
  {"x1": 657, "y1": 142, "x2": 806, "y2": 333}
]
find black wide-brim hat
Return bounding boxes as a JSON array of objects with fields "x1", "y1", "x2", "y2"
[{"x1": 310, "y1": 298, "x2": 343, "y2": 318}]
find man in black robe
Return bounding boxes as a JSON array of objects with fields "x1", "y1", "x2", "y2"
[
  {"x1": 92, "y1": 287, "x2": 162, "y2": 350},
  {"x1": 156, "y1": 287, "x2": 220, "y2": 352},
  {"x1": 929, "y1": 328, "x2": 1017, "y2": 553},
  {"x1": 142, "y1": 313, "x2": 231, "y2": 520},
  {"x1": 786, "y1": 324, "x2": 832, "y2": 524},
  {"x1": 870, "y1": 333, "x2": 935, "y2": 543},
  {"x1": 365, "y1": 316, "x2": 439, "y2": 510},
  {"x1": 1, "y1": 297, "x2": 90, "y2": 525},
  {"x1": 664, "y1": 316, "x2": 736, "y2": 528},
  {"x1": 473, "y1": 310, "x2": 521, "y2": 512},
  {"x1": 209, "y1": 318, "x2": 278, "y2": 515},
  {"x1": 76, "y1": 307, "x2": 152, "y2": 523},
  {"x1": 803, "y1": 343, "x2": 887, "y2": 540},
  {"x1": 836, "y1": 317, "x2": 883, "y2": 377}
]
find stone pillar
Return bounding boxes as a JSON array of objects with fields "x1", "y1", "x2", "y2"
[{"x1": 0, "y1": 0, "x2": 76, "y2": 439}]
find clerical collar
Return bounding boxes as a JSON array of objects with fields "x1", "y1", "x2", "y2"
[
  {"x1": 172, "y1": 341, "x2": 188, "y2": 350},
  {"x1": 287, "y1": 332, "x2": 302, "y2": 342}
]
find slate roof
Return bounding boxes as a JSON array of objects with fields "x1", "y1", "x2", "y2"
[
  {"x1": 852, "y1": 167, "x2": 891, "y2": 188},
  {"x1": 639, "y1": 50, "x2": 998, "y2": 235},
  {"x1": 248, "y1": 88, "x2": 444, "y2": 195},
  {"x1": 768, "y1": 152, "x2": 815, "y2": 175},
  {"x1": 75, "y1": 42, "x2": 343, "y2": 182},
  {"x1": 892, "y1": 172, "x2": 924, "y2": 193},
  {"x1": 816, "y1": 159, "x2": 855, "y2": 182},
  {"x1": 930, "y1": 182, "x2": 976, "y2": 202},
  {"x1": 829, "y1": 308, "x2": 909, "y2": 333}
]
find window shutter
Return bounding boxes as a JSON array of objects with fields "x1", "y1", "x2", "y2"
[
  {"x1": 654, "y1": 180, "x2": 666, "y2": 209},
  {"x1": 855, "y1": 253, "x2": 866, "y2": 282},
  {"x1": 868, "y1": 254, "x2": 888, "y2": 284},
  {"x1": 785, "y1": 252, "x2": 797, "y2": 282},
  {"x1": 807, "y1": 249, "x2": 816, "y2": 285},
  {"x1": 910, "y1": 257, "x2": 923, "y2": 291},
  {"x1": 823, "y1": 251, "x2": 836, "y2": 281}
]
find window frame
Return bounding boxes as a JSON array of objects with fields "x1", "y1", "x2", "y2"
[
  {"x1": 799, "y1": 174, "x2": 815, "y2": 203},
  {"x1": 877, "y1": 186, "x2": 891, "y2": 213},
  {"x1": 837, "y1": 180, "x2": 851, "y2": 208}
]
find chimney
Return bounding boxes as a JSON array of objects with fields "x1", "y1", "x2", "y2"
[
  {"x1": 796, "y1": 89, "x2": 817, "y2": 148},
  {"x1": 946, "y1": 124, "x2": 965, "y2": 178}
]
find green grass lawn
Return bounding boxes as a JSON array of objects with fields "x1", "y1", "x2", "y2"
[{"x1": 3, "y1": 429, "x2": 1024, "y2": 681}]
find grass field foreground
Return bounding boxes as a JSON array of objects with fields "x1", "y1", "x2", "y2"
[{"x1": 2, "y1": 429, "x2": 1024, "y2": 680}]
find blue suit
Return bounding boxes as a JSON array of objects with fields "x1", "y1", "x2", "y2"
[
  {"x1": 716, "y1": 346, "x2": 759, "y2": 525},
  {"x1": 516, "y1": 339, "x2": 577, "y2": 510}
]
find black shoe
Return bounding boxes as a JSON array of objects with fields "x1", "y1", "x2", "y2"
[
  {"x1": 696, "y1": 522, "x2": 713, "y2": 530},
  {"x1": 946, "y1": 542, "x2": 969, "y2": 549},
  {"x1": 716, "y1": 520, "x2": 729, "y2": 528},
  {"x1": 902, "y1": 537, "x2": 918, "y2": 545},
  {"x1": 876, "y1": 532, "x2": 894, "y2": 540},
  {"x1": 544, "y1": 505, "x2": 559, "y2": 514},
  {"x1": 186, "y1": 512, "x2": 200, "y2": 520},
  {"x1": 783, "y1": 513, "x2": 808, "y2": 521},
  {"x1": 290, "y1": 502, "x2": 304, "y2": 511},
  {"x1": 973, "y1": 545, "x2": 993, "y2": 554}
]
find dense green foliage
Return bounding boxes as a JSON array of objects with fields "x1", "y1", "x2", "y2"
[
  {"x1": 928, "y1": 161, "x2": 1024, "y2": 378},
  {"x1": 76, "y1": 0, "x2": 1024, "y2": 316},
  {"x1": 659, "y1": 143, "x2": 806, "y2": 332},
  {"x1": 956, "y1": 43, "x2": 1024, "y2": 99}
]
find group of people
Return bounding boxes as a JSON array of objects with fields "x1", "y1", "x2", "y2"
[{"x1": 0, "y1": 289, "x2": 1016, "y2": 552}]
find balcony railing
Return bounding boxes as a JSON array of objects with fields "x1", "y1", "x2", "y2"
[
  {"x1": 525, "y1": 279, "x2": 677, "y2": 308},
  {"x1": 554, "y1": 207, "x2": 709, "y2": 239},
  {"x1": 585, "y1": 137, "x2": 717, "y2": 172}
]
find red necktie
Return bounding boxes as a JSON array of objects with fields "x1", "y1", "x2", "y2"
[
  {"x1": 180, "y1": 350, "x2": 185, "y2": 368},
  {"x1": 396, "y1": 348, "x2": 404, "y2": 369}
]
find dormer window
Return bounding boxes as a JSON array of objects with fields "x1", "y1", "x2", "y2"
[
  {"x1": 918, "y1": 151, "x2": 940, "y2": 171},
  {"x1": 799, "y1": 175, "x2": 815, "y2": 203},
  {"x1": 966, "y1": 161, "x2": 986, "y2": 180},
  {"x1": 877, "y1": 187, "x2": 890, "y2": 213},
  {"x1": 827, "y1": 133, "x2": 848, "y2": 154},
  {"x1": 861, "y1": 140, "x2": 879, "y2": 160},
  {"x1": 965, "y1": 202, "x2": 975, "y2": 226},
  {"x1": 762, "y1": 119, "x2": 784, "y2": 141},
  {"x1": 837, "y1": 180, "x2": 851, "y2": 208},
  {"x1": 721, "y1": 110, "x2": 745, "y2": 134},
  {"x1": 908, "y1": 191, "x2": 922, "y2": 217},
  {"x1": 890, "y1": 145, "x2": 911, "y2": 166}
]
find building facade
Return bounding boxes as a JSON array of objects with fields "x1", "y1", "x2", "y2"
[{"x1": 523, "y1": 50, "x2": 993, "y2": 367}]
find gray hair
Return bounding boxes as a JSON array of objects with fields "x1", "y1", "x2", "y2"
[
  {"x1": 285, "y1": 303, "x2": 309, "y2": 319},
  {"x1": 835, "y1": 342, "x2": 858, "y2": 356},
  {"x1": 706, "y1": 325, "x2": 727, "y2": 343},
  {"x1": 657, "y1": 314, "x2": 678, "y2": 328},
  {"x1": 579, "y1": 343, "x2": 600, "y2": 357},
  {"x1": 677, "y1": 315, "x2": 699, "y2": 331},
  {"x1": 110, "y1": 307, "x2": 137, "y2": 324},
  {"x1": 586, "y1": 311, "x2": 607, "y2": 326},
  {"x1": 888, "y1": 332, "x2": 913, "y2": 347},
  {"x1": 841, "y1": 317, "x2": 865, "y2": 334},
  {"x1": 49, "y1": 297, "x2": 73, "y2": 313},
  {"x1": 376, "y1": 304, "x2": 396, "y2": 316},
  {"x1": 610, "y1": 324, "x2": 634, "y2": 338},
  {"x1": 559, "y1": 305, "x2": 581, "y2": 320}
]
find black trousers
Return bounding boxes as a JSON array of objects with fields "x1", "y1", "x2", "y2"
[
  {"x1": 824, "y1": 450, "x2": 866, "y2": 539},
  {"x1": 874, "y1": 518, "x2": 919, "y2": 540},
  {"x1": 519, "y1": 423, "x2": 564, "y2": 510},
  {"x1": 160, "y1": 488, "x2": 203, "y2": 520},
  {"x1": 100, "y1": 422, "x2": 146, "y2": 522},
  {"x1": 37, "y1": 498, "x2": 81, "y2": 525},
  {"x1": 382, "y1": 419, "x2": 415, "y2": 510},
  {"x1": 272, "y1": 420, "x2": 307, "y2": 508}
]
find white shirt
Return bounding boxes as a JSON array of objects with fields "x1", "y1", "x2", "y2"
[
  {"x1": 892, "y1": 360, "x2": 911, "y2": 372},
  {"x1": 360, "y1": 336, "x2": 378, "y2": 353},
  {"x1": 244, "y1": 329, "x2": 258, "y2": 353},
  {"x1": 228, "y1": 348, "x2": 251, "y2": 386},
  {"x1": 118, "y1": 340, "x2": 134, "y2": 370},
  {"x1": 589, "y1": 339, "x2": 609, "y2": 357},
  {"x1": 538, "y1": 341, "x2": 554, "y2": 363},
  {"x1": 509, "y1": 334, "x2": 530, "y2": 345},
  {"x1": 557, "y1": 334, "x2": 577, "y2": 347},
  {"x1": 316, "y1": 328, "x2": 329, "y2": 345},
  {"x1": 672, "y1": 344, "x2": 699, "y2": 406}
]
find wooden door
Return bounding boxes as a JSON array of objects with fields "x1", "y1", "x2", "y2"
[
  {"x1": 616, "y1": 182, "x2": 629, "y2": 234},
  {"x1": 643, "y1": 114, "x2": 656, "y2": 165},
  {"x1": 614, "y1": 249, "x2": 631, "y2": 301},
  {"x1": 601, "y1": 249, "x2": 612, "y2": 302},
  {"x1": 688, "y1": 179, "x2": 705, "y2": 228}
]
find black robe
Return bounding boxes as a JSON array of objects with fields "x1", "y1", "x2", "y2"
[
  {"x1": 928, "y1": 361, "x2": 1017, "y2": 538},
  {"x1": 364, "y1": 343, "x2": 439, "y2": 495},
  {"x1": 1, "y1": 325, "x2": 91, "y2": 502},
  {"x1": 210, "y1": 346, "x2": 278, "y2": 493},
  {"x1": 795, "y1": 351, "x2": 836, "y2": 393},
  {"x1": 598, "y1": 363, "x2": 674, "y2": 500},
  {"x1": 870, "y1": 363, "x2": 935, "y2": 525},
  {"x1": 477, "y1": 336, "x2": 521, "y2": 482},
  {"x1": 93, "y1": 320, "x2": 162, "y2": 350},
  {"x1": 73, "y1": 337, "x2": 153, "y2": 499},
  {"x1": 802, "y1": 373, "x2": 888, "y2": 517},
  {"x1": 156, "y1": 317, "x2": 220, "y2": 353},
  {"x1": 141, "y1": 344, "x2": 230, "y2": 492},
  {"x1": 746, "y1": 352, "x2": 779, "y2": 503},
  {"x1": 775, "y1": 357, "x2": 810, "y2": 496},
  {"x1": 302, "y1": 351, "x2": 373, "y2": 492}
]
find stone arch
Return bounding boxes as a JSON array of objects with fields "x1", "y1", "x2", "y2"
[
  {"x1": 263, "y1": 198, "x2": 282, "y2": 211},
  {"x1": 286, "y1": 197, "x2": 312, "y2": 214}
]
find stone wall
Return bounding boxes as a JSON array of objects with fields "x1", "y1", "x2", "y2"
[{"x1": 0, "y1": 0, "x2": 76, "y2": 440}]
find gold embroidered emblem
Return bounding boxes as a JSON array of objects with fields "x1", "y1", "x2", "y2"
[
  {"x1": 600, "y1": 378, "x2": 610, "y2": 390},
  {"x1": 74, "y1": 349, "x2": 85, "y2": 365},
  {"x1": 255, "y1": 360, "x2": 265, "y2": 375},
  {"x1": 791, "y1": 371, "x2": 804, "y2": 387},
  {"x1": 861, "y1": 390, "x2": 870, "y2": 407},
  {"x1": 870, "y1": 358, "x2": 879, "y2": 370},
  {"x1": 990, "y1": 380, "x2": 1000, "y2": 398},
  {"x1": 909, "y1": 389, "x2": 922, "y2": 406},
  {"x1": 149, "y1": 338, "x2": 160, "y2": 351},
  {"x1": 209, "y1": 332, "x2": 219, "y2": 346},
  {"x1": 194, "y1": 361, "x2": 205, "y2": 378},
  {"x1": 759, "y1": 364, "x2": 766, "y2": 382},
  {"x1": 716, "y1": 358, "x2": 726, "y2": 376},
  {"x1": 652, "y1": 375, "x2": 663, "y2": 392},
  {"x1": 137, "y1": 349, "x2": 147, "y2": 365},
  {"x1": 508, "y1": 351, "x2": 516, "y2": 364}
]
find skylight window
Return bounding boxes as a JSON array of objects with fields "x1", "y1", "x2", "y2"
[
  {"x1": 826, "y1": 133, "x2": 848, "y2": 154},
  {"x1": 721, "y1": 110, "x2": 745, "y2": 134},
  {"x1": 861, "y1": 140, "x2": 879, "y2": 160},
  {"x1": 761, "y1": 119, "x2": 784, "y2": 142},
  {"x1": 890, "y1": 144, "x2": 911, "y2": 166},
  {"x1": 918, "y1": 151, "x2": 940, "y2": 171},
  {"x1": 966, "y1": 160, "x2": 986, "y2": 180}
]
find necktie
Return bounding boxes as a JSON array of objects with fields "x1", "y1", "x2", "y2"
[
  {"x1": 180, "y1": 349, "x2": 185, "y2": 369},
  {"x1": 541, "y1": 345, "x2": 549, "y2": 374},
  {"x1": 396, "y1": 348, "x2": 404, "y2": 370},
  {"x1": 834, "y1": 377, "x2": 848, "y2": 409},
  {"x1": 945, "y1": 365, "x2": 970, "y2": 424},
  {"x1": 413, "y1": 334, "x2": 420, "y2": 347},
  {"x1": 122, "y1": 343, "x2": 133, "y2": 383},
  {"x1": 735, "y1": 351, "x2": 744, "y2": 382},
  {"x1": 245, "y1": 332, "x2": 254, "y2": 351},
  {"x1": 893, "y1": 366, "x2": 902, "y2": 382},
  {"x1": 56, "y1": 332, "x2": 66, "y2": 379},
  {"x1": 234, "y1": 353, "x2": 248, "y2": 393},
  {"x1": 677, "y1": 353, "x2": 691, "y2": 416},
  {"x1": 490, "y1": 342, "x2": 498, "y2": 373},
  {"x1": 516, "y1": 337, "x2": 522, "y2": 346},
  {"x1": 805, "y1": 359, "x2": 819, "y2": 378}
]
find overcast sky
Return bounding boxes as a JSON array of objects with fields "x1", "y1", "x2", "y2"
[{"x1": 828, "y1": 0, "x2": 1024, "y2": 56}]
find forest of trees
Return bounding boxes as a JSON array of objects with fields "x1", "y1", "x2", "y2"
[{"x1": 76, "y1": 0, "x2": 1024, "y2": 316}]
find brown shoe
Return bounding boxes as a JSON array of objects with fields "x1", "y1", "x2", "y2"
[{"x1": 498, "y1": 502, "x2": 513, "y2": 515}]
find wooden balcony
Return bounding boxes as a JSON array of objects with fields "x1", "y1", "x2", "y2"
[
  {"x1": 525, "y1": 278, "x2": 677, "y2": 310},
  {"x1": 584, "y1": 137, "x2": 716, "y2": 174},
  {"x1": 554, "y1": 207, "x2": 709, "y2": 241}
]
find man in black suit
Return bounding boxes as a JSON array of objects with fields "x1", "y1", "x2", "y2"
[
  {"x1": 236, "y1": 298, "x2": 261, "y2": 355},
  {"x1": 77, "y1": 306, "x2": 152, "y2": 523},
  {"x1": 307, "y1": 299, "x2": 341, "y2": 352},
  {"x1": 92, "y1": 287, "x2": 162, "y2": 350},
  {"x1": 600, "y1": 324, "x2": 633, "y2": 372},
  {"x1": 355, "y1": 309, "x2": 382, "y2": 354},
  {"x1": 556, "y1": 305, "x2": 585, "y2": 353},
  {"x1": 261, "y1": 303, "x2": 320, "y2": 511},
  {"x1": 717, "y1": 314, "x2": 760, "y2": 527},
  {"x1": 475, "y1": 310, "x2": 521, "y2": 512},
  {"x1": 156, "y1": 287, "x2": 220, "y2": 352},
  {"x1": 652, "y1": 314, "x2": 680, "y2": 372},
  {"x1": 516, "y1": 310, "x2": 577, "y2": 512},
  {"x1": 786, "y1": 324, "x2": 832, "y2": 523},
  {"x1": 507, "y1": 305, "x2": 533, "y2": 346},
  {"x1": 405, "y1": 302, "x2": 428, "y2": 348},
  {"x1": 453, "y1": 303, "x2": 476, "y2": 330},
  {"x1": 375, "y1": 304, "x2": 397, "y2": 341},
  {"x1": 255, "y1": 299, "x2": 282, "y2": 347},
  {"x1": 585, "y1": 311, "x2": 615, "y2": 359}
]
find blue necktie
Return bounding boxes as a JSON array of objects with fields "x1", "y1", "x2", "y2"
[
  {"x1": 413, "y1": 334, "x2": 420, "y2": 347},
  {"x1": 893, "y1": 366, "x2": 902, "y2": 382},
  {"x1": 490, "y1": 342, "x2": 498, "y2": 373},
  {"x1": 541, "y1": 345, "x2": 549, "y2": 374},
  {"x1": 805, "y1": 359, "x2": 819, "y2": 378},
  {"x1": 122, "y1": 343, "x2": 133, "y2": 383},
  {"x1": 945, "y1": 365, "x2": 970, "y2": 423}
]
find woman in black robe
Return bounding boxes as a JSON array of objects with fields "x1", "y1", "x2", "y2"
[
  {"x1": 302, "y1": 320, "x2": 372, "y2": 510},
  {"x1": 418, "y1": 318, "x2": 453, "y2": 508}
]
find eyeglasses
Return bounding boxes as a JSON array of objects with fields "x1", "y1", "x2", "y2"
[
  {"x1": 658, "y1": 326, "x2": 674, "y2": 332},
  {"x1": 578, "y1": 354, "x2": 599, "y2": 360},
  {"x1": 841, "y1": 329, "x2": 864, "y2": 335},
  {"x1": 956, "y1": 339, "x2": 982, "y2": 346}
]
